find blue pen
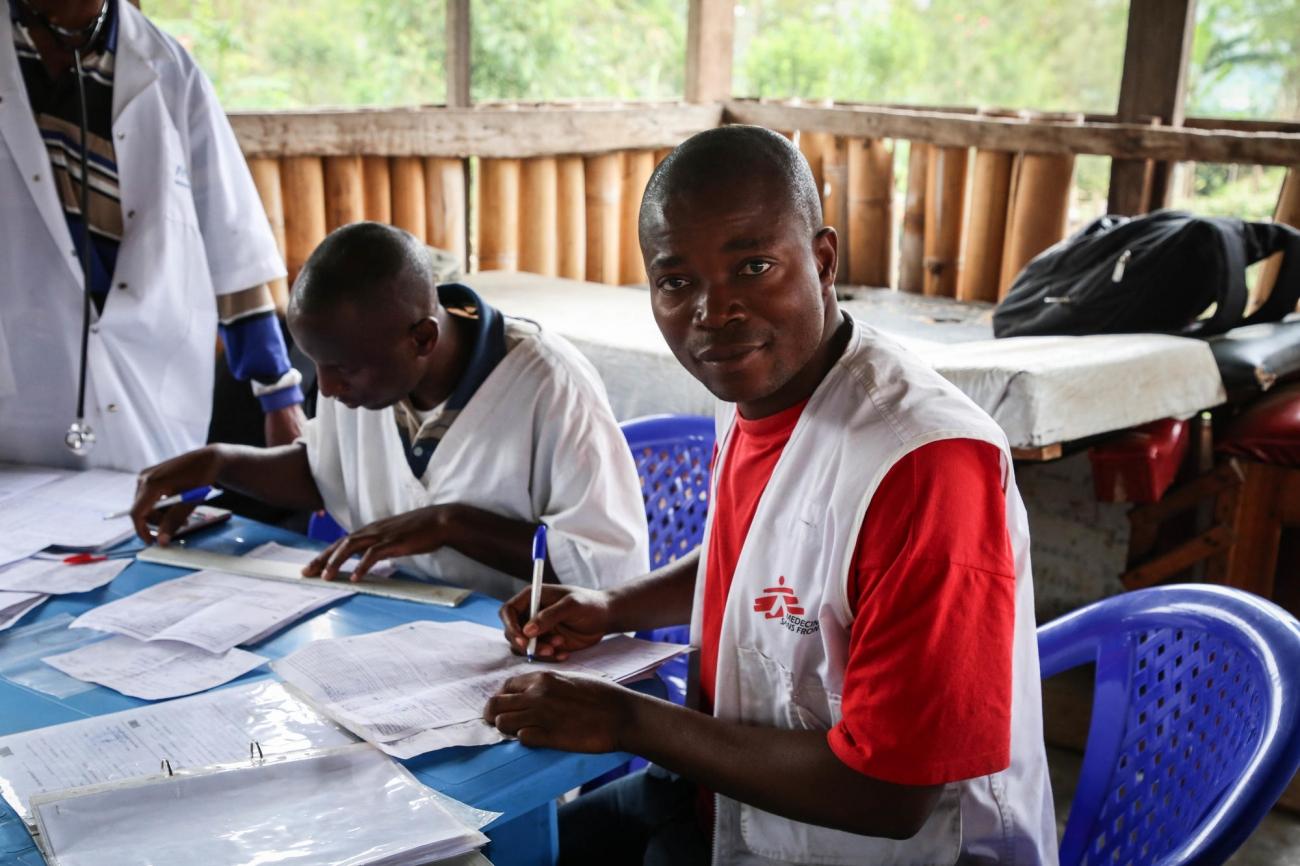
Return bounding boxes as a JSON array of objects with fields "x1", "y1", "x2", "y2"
[
  {"x1": 526, "y1": 524, "x2": 548, "y2": 662},
  {"x1": 103, "y1": 486, "x2": 220, "y2": 520}
]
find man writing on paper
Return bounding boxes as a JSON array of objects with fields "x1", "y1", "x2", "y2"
[
  {"x1": 130, "y1": 222, "x2": 649, "y2": 600},
  {"x1": 484, "y1": 127, "x2": 1056, "y2": 864},
  {"x1": 0, "y1": 0, "x2": 305, "y2": 472}
]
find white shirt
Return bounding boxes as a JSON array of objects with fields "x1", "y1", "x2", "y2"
[
  {"x1": 0, "y1": 3, "x2": 284, "y2": 471},
  {"x1": 302, "y1": 320, "x2": 651, "y2": 600}
]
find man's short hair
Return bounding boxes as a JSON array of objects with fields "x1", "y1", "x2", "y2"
[
  {"x1": 290, "y1": 221, "x2": 433, "y2": 316},
  {"x1": 639, "y1": 125, "x2": 823, "y2": 238}
]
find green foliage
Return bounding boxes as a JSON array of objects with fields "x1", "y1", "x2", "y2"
[
  {"x1": 1188, "y1": 0, "x2": 1300, "y2": 119},
  {"x1": 734, "y1": 0, "x2": 1129, "y2": 114},
  {"x1": 147, "y1": 0, "x2": 1297, "y2": 124},
  {"x1": 471, "y1": 0, "x2": 684, "y2": 101},
  {"x1": 146, "y1": 0, "x2": 684, "y2": 108}
]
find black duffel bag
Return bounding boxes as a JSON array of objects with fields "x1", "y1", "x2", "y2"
[{"x1": 993, "y1": 210, "x2": 1300, "y2": 338}]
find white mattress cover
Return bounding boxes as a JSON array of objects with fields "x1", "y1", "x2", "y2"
[{"x1": 470, "y1": 271, "x2": 1227, "y2": 448}]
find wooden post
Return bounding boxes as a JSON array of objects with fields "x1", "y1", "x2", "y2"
[
  {"x1": 390, "y1": 158, "x2": 428, "y2": 242},
  {"x1": 425, "y1": 157, "x2": 467, "y2": 267},
  {"x1": 821, "y1": 137, "x2": 850, "y2": 282},
  {"x1": 323, "y1": 156, "x2": 364, "y2": 232},
  {"x1": 798, "y1": 130, "x2": 830, "y2": 206},
  {"x1": 685, "y1": 0, "x2": 733, "y2": 103},
  {"x1": 898, "y1": 143, "x2": 929, "y2": 294},
  {"x1": 361, "y1": 156, "x2": 392, "y2": 223},
  {"x1": 478, "y1": 158, "x2": 522, "y2": 272},
  {"x1": 1254, "y1": 167, "x2": 1300, "y2": 313},
  {"x1": 923, "y1": 145, "x2": 969, "y2": 297},
  {"x1": 247, "y1": 158, "x2": 289, "y2": 309},
  {"x1": 280, "y1": 156, "x2": 327, "y2": 290},
  {"x1": 557, "y1": 156, "x2": 587, "y2": 281},
  {"x1": 620, "y1": 150, "x2": 656, "y2": 285},
  {"x1": 446, "y1": 0, "x2": 471, "y2": 108},
  {"x1": 1107, "y1": 0, "x2": 1197, "y2": 214},
  {"x1": 1000, "y1": 114, "x2": 1082, "y2": 296},
  {"x1": 584, "y1": 153, "x2": 623, "y2": 284},
  {"x1": 847, "y1": 138, "x2": 893, "y2": 288},
  {"x1": 958, "y1": 110, "x2": 1021, "y2": 303},
  {"x1": 520, "y1": 157, "x2": 559, "y2": 276}
]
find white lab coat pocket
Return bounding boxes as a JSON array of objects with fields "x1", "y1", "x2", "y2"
[{"x1": 732, "y1": 647, "x2": 963, "y2": 866}]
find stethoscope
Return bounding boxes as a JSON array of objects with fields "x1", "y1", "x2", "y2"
[{"x1": 18, "y1": 0, "x2": 110, "y2": 455}]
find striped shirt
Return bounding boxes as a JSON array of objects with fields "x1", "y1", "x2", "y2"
[{"x1": 10, "y1": 0, "x2": 301, "y2": 411}]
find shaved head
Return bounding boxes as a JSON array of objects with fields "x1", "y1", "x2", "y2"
[
  {"x1": 286, "y1": 221, "x2": 463, "y2": 412},
  {"x1": 289, "y1": 221, "x2": 436, "y2": 319},
  {"x1": 639, "y1": 125, "x2": 823, "y2": 243}
]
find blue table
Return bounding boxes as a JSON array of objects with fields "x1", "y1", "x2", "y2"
[{"x1": 0, "y1": 517, "x2": 645, "y2": 866}]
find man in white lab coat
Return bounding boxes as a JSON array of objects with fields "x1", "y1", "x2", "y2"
[
  {"x1": 130, "y1": 222, "x2": 651, "y2": 600},
  {"x1": 0, "y1": 0, "x2": 305, "y2": 473}
]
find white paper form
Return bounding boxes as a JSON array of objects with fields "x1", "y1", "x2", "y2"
[
  {"x1": 32, "y1": 743, "x2": 488, "y2": 866},
  {"x1": 247, "y1": 540, "x2": 397, "y2": 578},
  {"x1": 0, "y1": 680, "x2": 355, "y2": 825},
  {"x1": 0, "y1": 468, "x2": 138, "y2": 551},
  {"x1": 0, "y1": 557, "x2": 130, "y2": 595},
  {"x1": 0, "y1": 536, "x2": 51, "y2": 569},
  {"x1": 42, "y1": 636, "x2": 268, "y2": 701},
  {"x1": 273, "y1": 620, "x2": 687, "y2": 757},
  {"x1": 70, "y1": 570, "x2": 353, "y2": 653},
  {"x1": 0, "y1": 591, "x2": 46, "y2": 631},
  {"x1": 0, "y1": 464, "x2": 68, "y2": 502}
]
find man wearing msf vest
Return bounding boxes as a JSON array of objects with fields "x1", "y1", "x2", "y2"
[{"x1": 485, "y1": 125, "x2": 1058, "y2": 865}]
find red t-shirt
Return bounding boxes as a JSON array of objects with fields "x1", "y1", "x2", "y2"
[{"x1": 699, "y1": 401, "x2": 1016, "y2": 787}]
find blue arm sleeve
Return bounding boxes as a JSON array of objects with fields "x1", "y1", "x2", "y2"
[{"x1": 219, "y1": 311, "x2": 304, "y2": 412}]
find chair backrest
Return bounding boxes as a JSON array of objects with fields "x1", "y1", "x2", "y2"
[
  {"x1": 619, "y1": 414, "x2": 716, "y2": 571},
  {"x1": 1039, "y1": 585, "x2": 1300, "y2": 866}
]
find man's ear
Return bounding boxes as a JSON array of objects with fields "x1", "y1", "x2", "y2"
[
  {"x1": 410, "y1": 316, "x2": 440, "y2": 358},
  {"x1": 814, "y1": 226, "x2": 838, "y2": 291}
]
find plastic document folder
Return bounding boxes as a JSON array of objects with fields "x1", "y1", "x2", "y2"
[
  {"x1": 0, "y1": 681, "x2": 355, "y2": 827},
  {"x1": 31, "y1": 743, "x2": 492, "y2": 866}
]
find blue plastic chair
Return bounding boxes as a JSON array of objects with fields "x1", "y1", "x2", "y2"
[
  {"x1": 621, "y1": 414, "x2": 716, "y2": 573},
  {"x1": 619, "y1": 414, "x2": 716, "y2": 702},
  {"x1": 1039, "y1": 584, "x2": 1300, "y2": 866},
  {"x1": 578, "y1": 415, "x2": 714, "y2": 792},
  {"x1": 616, "y1": 410, "x2": 712, "y2": 696}
]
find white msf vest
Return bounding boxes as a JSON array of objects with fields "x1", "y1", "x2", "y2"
[{"x1": 692, "y1": 320, "x2": 1058, "y2": 865}]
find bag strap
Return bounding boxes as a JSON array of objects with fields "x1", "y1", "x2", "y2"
[
  {"x1": 1243, "y1": 221, "x2": 1300, "y2": 326},
  {"x1": 1192, "y1": 218, "x2": 1251, "y2": 336}
]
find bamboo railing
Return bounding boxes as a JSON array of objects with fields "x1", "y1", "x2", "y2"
[{"x1": 229, "y1": 101, "x2": 1300, "y2": 312}]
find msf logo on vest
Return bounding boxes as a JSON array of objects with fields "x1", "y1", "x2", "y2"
[{"x1": 753, "y1": 576, "x2": 820, "y2": 636}]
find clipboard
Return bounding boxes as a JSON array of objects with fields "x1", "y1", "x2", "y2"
[
  {"x1": 29, "y1": 743, "x2": 495, "y2": 866},
  {"x1": 136, "y1": 546, "x2": 471, "y2": 608}
]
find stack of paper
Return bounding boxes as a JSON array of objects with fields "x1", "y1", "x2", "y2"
[
  {"x1": 0, "y1": 556, "x2": 130, "y2": 594},
  {"x1": 42, "y1": 636, "x2": 268, "y2": 700},
  {"x1": 31, "y1": 743, "x2": 490, "y2": 866},
  {"x1": 51, "y1": 571, "x2": 352, "y2": 699},
  {"x1": 274, "y1": 619, "x2": 687, "y2": 757},
  {"x1": 70, "y1": 569, "x2": 353, "y2": 653},
  {"x1": 0, "y1": 591, "x2": 45, "y2": 631},
  {"x1": 0, "y1": 558, "x2": 132, "y2": 633},
  {"x1": 0, "y1": 466, "x2": 138, "y2": 553},
  {"x1": 0, "y1": 681, "x2": 356, "y2": 826}
]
